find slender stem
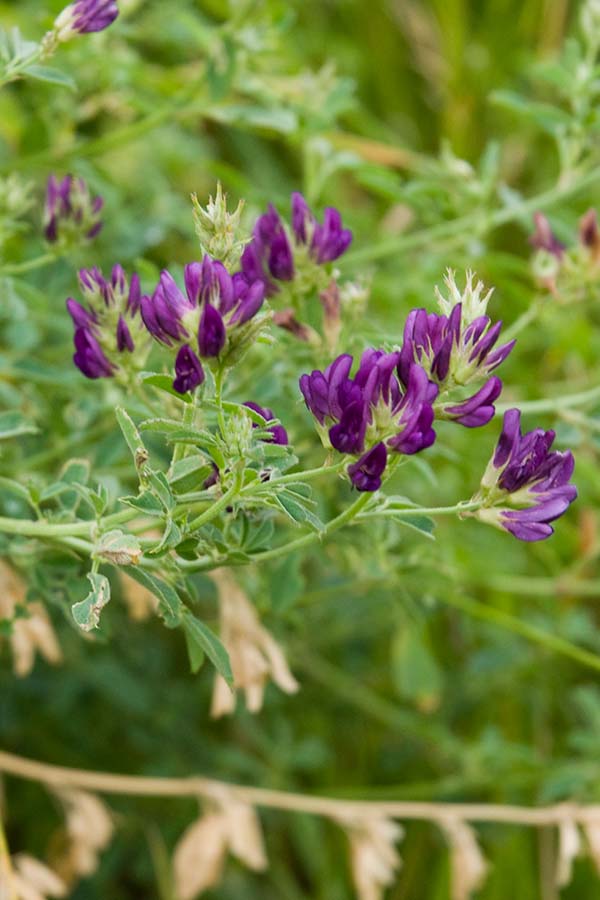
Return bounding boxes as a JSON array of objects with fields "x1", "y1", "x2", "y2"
[
  {"x1": 502, "y1": 297, "x2": 544, "y2": 342},
  {"x1": 497, "y1": 382, "x2": 600, "y2": 415},
  {"x1": 345, "y1": 165, "x2": 600, "y2": 266},
  {"x1": 0, "y1": 748, "x2": 597, "y2": 827},
  {"x1": 171, "y1": 399, "x2": 196, "y2": 466},
  {"x1": 213, "y1": 367, "x2": 226, "y2": 438},
  {"x1": 250, "y1": 490, "x2": 372, "y2": 564},
  {"x1": 361, "y1": 500, "x2": 481, "y2": 519},
  {"x1": 0, "y1": 507, "x2": 135, "y2": 540},
  {"x1": 1, "y1": 251, "x2": 57, "y2": 276},
  {"x1": 187, "y1": 483, "x2": 239, "y2": 532},
  {"x1": 437, "y1": 592, "x2": 600, "y2": 674}
]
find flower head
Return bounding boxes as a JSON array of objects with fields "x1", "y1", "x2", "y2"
[
  {"x1": 529, "y1": 212, "x2": 565, "y2": 259},
  {"x1": 241, "y1": 192, "x2": 352, "y2": 296},
  {"x1": 54, "y1": 1, "x2": 119, "y2": 40},
  {"x1": 44, "y1": 175, "x2": 103, "y2": 246},
  {"x1": 300, "y1": 351, "x2": 437, "y2": 491},
  {"x1": 141, "y1": 256, "x2": 265, "y2": 386},
  {"x1": 398, "y1": 271, "x2": 513, "y2": 427},
  {"x1": 475, "y1": 408, "x2": 577, "y2": 540},
  {"x1": 67, "y1": 264, "x2": 148, "y2": 379}
]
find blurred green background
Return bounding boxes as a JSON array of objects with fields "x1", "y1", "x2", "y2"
[{"x1": 1, "y1": 0, "x2": 600, "y2": 897}]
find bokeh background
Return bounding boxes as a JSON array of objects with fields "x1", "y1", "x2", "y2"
[{"x1": 1, "y1": 0, "x2": 600, "y2": 897}]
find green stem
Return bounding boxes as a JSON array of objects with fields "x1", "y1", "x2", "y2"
[
  {"x1": 187, "y1": 483, "x2": 239, "y2": 532},
  {"x1": 502, "y1": 297, "x2": 544, "y2": 342},
  {"x1": 345, "y1": 165, "x2": 600, "y2": 266},
  {"x1": 171, "y1": 399, "x2": 196, "y2": 466},
  {"x1": 360, "y1": 499, "x2": 481, "y2": 519},
  {"x1": 250, "y1": 490, "x2": 372, "y2": 564},
  {"x1": 438, "y1": 592, "x2": 600, "y2": 674},
  {"x1": 0, "y1": 507, "x2": 135, "y2": 540},
  {"x1": 213, "y1": 367, "x2": 226, "y2": 438},
  {"x1": 1, "y1": 251, "x2": 57, "y2": 276},
  {"x1": 497, "y1": 382, "x2": 600, "y2": 415}
]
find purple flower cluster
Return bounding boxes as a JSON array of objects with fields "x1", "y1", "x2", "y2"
[
  {"x1": 140, "y1": 256, "x2": 265, "y2": 394},
  {"x1": 55, "y1": 0, "x2": 119, "y2": 37},
  {"x1": 398, "y1": 303, "x2": 514, "y2": 427},
  {"x1": 67, "y1": 265, "x2": 144, "y2": 378},
  {"x1": 300, "y1": 351, "x2": 437, "y2": 491},
  {"x1": 241, "y1": 192, "x2": 352, "y2": 296},
  {"x1": 44, "y1": 175, "x2": 103, "y2": 244},
  {"x1": 477, "y1": 409, "x2": 577, "y2": 541}
]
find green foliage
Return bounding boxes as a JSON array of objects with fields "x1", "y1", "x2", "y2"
[{"x1": 1, "y1": 1, "x2": 600, "y2": 898}]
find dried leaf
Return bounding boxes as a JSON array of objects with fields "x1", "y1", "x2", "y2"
[
  {"x1": 441, "y1": 819, "x2": 489, "y2": 900},
  {"x1": 210, "y1": 570, "x2": 298, "y2": 717},
  {"x1": 582, "y1": 809, "x2": 600, "y2": 875},
  {"x1": 173, "y1": 813, "x2": 228, "y2": 900},
  {"x1": 340, "y1": 815, "x2": 403, "y2": 900},
  {"x1": 221, "y1": 800, "x2": 267, "y2": 872},
  {"x1": 11, "y1": 855, "x2": 66, "y2": 900},
  {"x1": 11, "y1": 604, "x2": 62, "y2": 678},
  {"x1": 556, "y1": 817, "x2": 581, "y2": 888},
  {"x1": 0, "y1": 562, "x2": 62, "y2": 677},
  {"x1": 55, "y1": 790, "x2": 113, "y2": 880}
]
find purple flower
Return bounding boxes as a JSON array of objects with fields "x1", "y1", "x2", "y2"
[
  {"x1": 476, "y1": 409, "x2": 577, "y2": 541},
  {"x1": 72, "y1": 327, "x2": 114, "y2": 379},
  {"x1": 140, "y1": 257, "x2": 265, "y2": 378},
  {"x1": 55, "y1": 1, "x2": 119, "y2": 38},
  {"x1": 241, "y1": 193, "x2": 352, "y2": 295},
  {"x1": 579, "y1": 209, "x2": 600, "y2": 263},
  {"x1": 67, "y1": 264, "x2": 147, "y2": 379},
  {"x1": 44, "y1": 175, "x2": 103, "y2": 245},
  {"x1": 347, "y1": 443, "x2": 387, "y2": 492},
  {"x1": 243, "y1": 402, "x2": 289, "y2": 445},
  {"x1": 291, "y1": 192, "x2": 353, "y2": 264},
  {"x1": 529, "y1": 212, "x2": 565, "y2": 259},
  {"x1": 300, "y1": 350, "x2": 437, "y2": 490},
  {"x1": 398, "y1": 300, "x2": 514, "y2": 428},
  {"x1": 173, "y1": 345, "x2": 205, "y2": 395}
]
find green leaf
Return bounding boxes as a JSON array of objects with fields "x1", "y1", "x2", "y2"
[
  {"x1": 397, "y1": 515, "x2": 436, "y2": 540},
  {"x1": 0, "y1": 410, "x2": 38, "y2": 440},
  {"x1": 141, "y1": 373, "x2": 192, "y2": 403},
  {"x1": 276, "y1": 491, "x2": 323, "y2": 532},
  {"x1": 120, "y1": 491, "x2": 164, "y2": 516},
  {"x1": 207, "y1": 103, "x2": 298, "y2": 134},
  {"x1": 115, "y1": 407, "x2": 148, "y2": 471},
  {"x1": 147, "y1": 470, "x2": 174, "y2": 511},
  {"x1": 23, "y1": 65, "x2": 76, "y2": 89},
  {"x1": 391, "y1": 622, "x2": 442, "y2": 712},
  {"x1": 145, "y1": 518, "x2": 182, "y2": 557},
  {"x1": 183, "y1": 627, "x2": 205, "y2": 673},
  {"x1": 182, "y1": 612, "x2": 233, "y2": 687},
  {"x1": 72, "y1": 573, "x2": 111, "y2": 632},
  {"x1": 491, "y1": 90, "x2": 572, "y2": 133},
  {"x1": 123, "y1": 569, "x2": 183, "y2": 628}
]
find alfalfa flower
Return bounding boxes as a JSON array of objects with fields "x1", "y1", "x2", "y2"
[
  {"x1": 241, "y1": 192, "x2": 352, "y2": 296},
  {"x1": 398, "y1": 270, "x2": 514, "y2": 427},
  {"x1": 44, "y1": 175, "x2": 103, "y2": 246},
  {"x1": 300, "y1": 350, "x2": 437, "y2": 491},
  {"x1": 53, "y1": 1, "x2": 119, "y2": 40},
  {"x1": 67, "y1": 264, "x2": 149, "y2": 379},
  {"x1": 140, "y1": 256, "x2": 266, "y2": 392},
  {"x1": 474, "y1": 408, "x2": 577, "y2": 541}
]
